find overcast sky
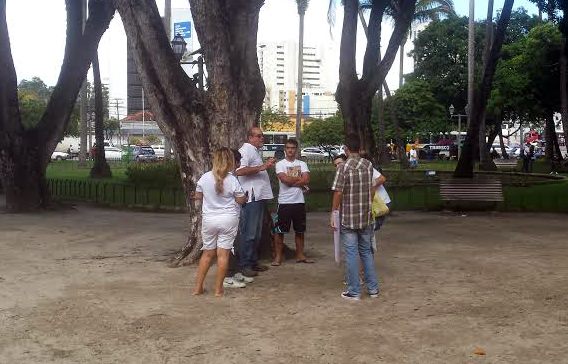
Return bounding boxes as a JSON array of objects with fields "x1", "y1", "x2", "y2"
[{"x1": 6, "y1": 0, "x2": 539, "y2": 117}]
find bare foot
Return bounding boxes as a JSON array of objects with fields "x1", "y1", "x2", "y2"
[
  {"x1": 214, "y1": 290, "x2": 224, "y2": 297},
  {"x1": 271, "y1": 261, "x2": 281, "y2": 266},
  {"x1": 192, "y1": 288, "x2": 204, "y2": 295}
]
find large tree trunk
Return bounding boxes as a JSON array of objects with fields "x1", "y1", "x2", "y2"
[
  {"x1": 0, "y1": 136, "x2": 50, "y2": 211},
  {"x1": 0, "y1": 0, "x2": 115, "y2": 211},
  {"x1": 478, "y1": 0, "x2": 497, "y2": 171},
  {"x1": 560, "y1": 35, "x2": 568, "y2": 160},
  {"x1": 383, "y1": 82, "x2": 410, "y2": 168},
  {"x1": 357, "y1": 5, "x2": 389, "y2": 165},
  {"x1": 545, "y1": 113, "x2": 563, "y2": 162},
  {"x1": 454, "y1": 0, "x2": 514, "y2": 178},
  {"x1": 90, "y1": 51, "x2": 111, "y2": 178},
  {"x1": 336, "y1": 0, "x2": 415, "y2": 165},
  {"x1": 116, "y1": 0, "x2": 265, "y2": 265},
  {"x1": 498, "y1": 127, "x2": 509, "y2": 158}
]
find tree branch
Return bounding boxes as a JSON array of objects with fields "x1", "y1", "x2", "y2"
[
  {"x1": 0, "y1": 0, "x2": 22, "y2": 136},
  {"x1": 361, "y1": 0, "x2": 387, "y2": 81},
  {"x1": 366, "y1": 0, "x2": 416, "y2": 95},
  {"x1": 339, "y1": 0, "x2": 359, "y2": 85},
  {"x1": 37, "y1": 0, "x2": 115, "y2": 155}
]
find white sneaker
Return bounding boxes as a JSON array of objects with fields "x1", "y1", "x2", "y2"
[
  {"x1": 223, "y1": 277, "x2": 246, "y2": 288},
  {"x1": 233, "y1": 272, "x2": 254, "y2": 283}
]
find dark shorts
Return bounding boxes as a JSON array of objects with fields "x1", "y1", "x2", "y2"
[{"x1": 275, "y1": 203, "x2": 306, "y2": 234}]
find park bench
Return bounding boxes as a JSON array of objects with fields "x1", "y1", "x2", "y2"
[
  {"x1": 494, "y1": 159, "x2": 518, "y2": 171},
  {"x1": 439, "y1": 178, "x2": 504, "y2": 207}
]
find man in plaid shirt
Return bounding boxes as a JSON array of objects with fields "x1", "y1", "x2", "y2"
[{"x1": 330, "y1": 134, "x2": 379, "y2": 300}]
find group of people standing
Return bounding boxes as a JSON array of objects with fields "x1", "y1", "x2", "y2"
[{"x1": 192, "y1": 127, "x2": 390, "y2": 301}]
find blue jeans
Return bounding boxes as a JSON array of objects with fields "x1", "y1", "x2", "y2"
[
  {"x1": 239, "y1": 200, "x2": 265, "y2": 269},
  {"x1": 341, "y1": 224, "x2": 379, "y2": 296}
]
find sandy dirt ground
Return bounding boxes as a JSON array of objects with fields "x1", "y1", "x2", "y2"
[{"x1": 0, "y1": 204, "x2": 567, "y2": 364}]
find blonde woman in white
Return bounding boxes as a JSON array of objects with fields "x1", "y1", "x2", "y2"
[{"x1": 193, "y1": 147, "x2": 247, "y2": 297}]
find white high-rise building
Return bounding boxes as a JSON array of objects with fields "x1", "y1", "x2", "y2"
[{"x1": 257, "y1": 41, "x2": 338, "y2": 118}]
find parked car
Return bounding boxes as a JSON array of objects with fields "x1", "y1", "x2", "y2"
[
  {"x1": 151, "y1": 145, "x2": 165, "y2": 159},
  {"x1": 51, "y1": 151, "x2": 69, "y2": 161},
  {"x1": 90, "y1": 141, "x2": 114, "y2": 158},
  {"x1": 331, "y1": 145, "x2": 346, "y2": 156},
  {"x1": 131, "y1": 145, "x2": 157, "y2": 162},
  {"x1": 490, "y1": 144, "x2": 515, "y2": 158},
  {"x1": 300, "y1": 147, "x2": 330, "y2": 160},
  {"x1": 261, "y1": 144, "x2": 285, "y2": 160},
  {"x1": 419, "y1": 144, "x2": 454, "y2": 160},
  {"x1": 103, "y1": 146, "x2": 123, "y2": 160}
]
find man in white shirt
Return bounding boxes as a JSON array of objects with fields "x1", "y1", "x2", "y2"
[
  {"x1": 271, "y1": 139, "x2": 312, "y2": 265},
  {"x1": 235, "y1": 127, "x2": 275, "y2": 277},
  {"x1": 409, "y1": 146, "x2": 418, "y2": 168}
]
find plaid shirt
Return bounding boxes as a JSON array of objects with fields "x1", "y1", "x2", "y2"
[{"x1": 331, "y1": 156, "x2": 373, "y2": 229}]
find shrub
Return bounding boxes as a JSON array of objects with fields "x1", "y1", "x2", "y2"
[{"x1": 125, "y1": 161, "x2": 181, "y2": 188}]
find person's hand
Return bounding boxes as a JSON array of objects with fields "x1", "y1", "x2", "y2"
[
  {"x1": 265, "y1": 157, "x2": 276, "y2": 169},
  {"x1": 330, "y1": 212, "x2": 337, "y2": 231}
]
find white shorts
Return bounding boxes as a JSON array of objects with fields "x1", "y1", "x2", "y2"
[{"x1": 201, "y1": 215, "x2": 239, "y2": 251}]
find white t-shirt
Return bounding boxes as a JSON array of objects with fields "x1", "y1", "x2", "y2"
[
  {"x1": 275, "y1": 158, "x2": 309, "y2": 204},
  {"x1": 372, "y1": 168, "x2": 391, "y2": 204},
  {"x1": 237, "y1": 143, "x2": 274, "y2": 202},
  {"x1": 196, "y1": 171, "x2": 245, "y2": 217},
  {"x1": 409, "y1": 149, "x2": 417, "y2": 161}
]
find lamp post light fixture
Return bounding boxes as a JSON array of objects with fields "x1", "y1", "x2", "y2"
[
  {"x1": 171, "y1": 34, "x2": 187, "y2": 62},
  {"x1": 170, "y1": 34, "x2": 204, "y2": 91},
  {"x1": 449, "y1": 104, "x2": 467, "y2": 159}
]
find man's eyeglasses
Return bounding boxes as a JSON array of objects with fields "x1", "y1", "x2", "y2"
[{"x1": 253, "y1": 134, "x2": 263, "y2": 138}]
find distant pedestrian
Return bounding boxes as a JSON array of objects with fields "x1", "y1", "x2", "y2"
[
  {"x1": 528, "y1": 144, "x2": 535, "y2": 173},
  {"x1": 331, "y1": 134, "x2": 379, "y2": 301},
  {"x1": 193, "y1": 148, "x2": 247, "y2": 297},
  {"x1": 522, "y1": 142, "x2": 531, "y2": 173},
  {"x1": 409, "y1": 146, "x2": 418, "y2": 168}
]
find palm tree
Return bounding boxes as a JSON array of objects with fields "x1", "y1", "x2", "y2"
[
  {"x1": 344, "y1": 0, "x2": 454, "y2": 165},
  {"x1": 295, "y1": 0, "x2": 309, "y2": 148}
]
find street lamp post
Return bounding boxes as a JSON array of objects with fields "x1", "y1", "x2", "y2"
[
  {"x1": 449, "y1": 104, "x2": 467, "y2": 159},
  {"x1": 171, "y1": 34, "x2": 204, "y2": 90}
]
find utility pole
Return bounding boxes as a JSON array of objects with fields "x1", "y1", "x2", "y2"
[
  {"x1": 113, "y1": 98, "x2": 124, "y2": 145},
  {"x1": 163, "y1": 0, "x2": 172, "y2": 159},
  {"x1": 295, "y1": 2, "x2": 307, "y2": 149},
  {"x1": 79, "y1": 0, "x2": 88, "y2": 166}
]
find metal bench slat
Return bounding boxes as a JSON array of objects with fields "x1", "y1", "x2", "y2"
[{"x1": 439, "y1": 178, "x2": 504, "y2": 202}]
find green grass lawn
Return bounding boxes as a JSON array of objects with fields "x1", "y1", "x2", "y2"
[
  {"x1": 46, "y1": 159, "x2": 567, "y2": 213},
  {"x1": 47, "y1": 160, "x2": 129, "y2": 181}
]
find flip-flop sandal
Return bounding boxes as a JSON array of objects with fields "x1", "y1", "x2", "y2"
[
  {"x1": 271, "y1": 261, "x2": 281, "y2": 266},
  {"x1": 296, "y1": 259, "x2": 315, "y2": 264}
]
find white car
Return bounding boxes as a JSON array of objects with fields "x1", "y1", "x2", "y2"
[
  {"x1": 151, "y1": 145, "x2": 167, "y2": 159},
  {"x1": 301, "y1": 147, "x2": 330, "y2": 160},
  {"x1": 490, "y1": 144, "x2": 514, "y2": 158},
  {"x1": 104, "y1": 146, "x2": 124, "y2": 160},
  {"x1": 51, "y1": 151, "x2": 69, "y2": 161}
]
